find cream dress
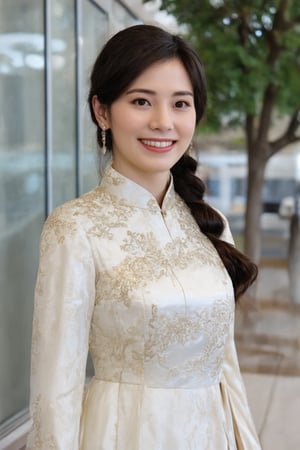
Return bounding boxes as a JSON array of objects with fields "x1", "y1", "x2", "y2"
[{"x1": 27, "y1": 166, "x2": 261, "y2": 450}]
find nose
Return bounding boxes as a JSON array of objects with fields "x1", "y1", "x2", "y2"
[{"x1": 149, "y1": 105, "x2": 174, "y2": 131}]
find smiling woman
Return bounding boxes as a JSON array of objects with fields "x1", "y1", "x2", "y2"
[
  {"x1": 26, "y1": 24, "x2": 261, "y2": 450},
  {"x1": 92, "y1": 57, "x2": 196, "y2": 200}
]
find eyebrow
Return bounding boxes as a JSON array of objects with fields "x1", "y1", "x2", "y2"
[{"x1": 125, "y1": 88, "x2": 193, "y2": 97}]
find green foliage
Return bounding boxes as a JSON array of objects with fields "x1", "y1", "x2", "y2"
[{"x1": 145, "y1": 0, "x2": 300, "y2": 129}]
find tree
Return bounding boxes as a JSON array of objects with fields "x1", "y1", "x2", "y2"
[{"x1": 148, "y1": 0, "x2": 300, "y2": 263}]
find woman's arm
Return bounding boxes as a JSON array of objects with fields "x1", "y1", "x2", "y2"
[
  {"x1": 26, "y1": 206, "x2": 95, "y2": 450},
  {"x1": 221, "y1": 322, "x2": 261, "y2": 449},
  {"x1": 219, "y1": 213, "x2": 261, "y2": 449}
]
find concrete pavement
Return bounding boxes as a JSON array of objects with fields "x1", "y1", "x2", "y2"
[{"x1": 236, "y1": 263, "x2": 300, "y2": 450}]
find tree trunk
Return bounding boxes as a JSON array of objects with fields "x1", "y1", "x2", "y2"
[
  {"x1": 244, "y1": 152, "x2": 267, "y2": 264},
  {"x1": 288, "y1": 213, "x2": 300, "y2": 304}
]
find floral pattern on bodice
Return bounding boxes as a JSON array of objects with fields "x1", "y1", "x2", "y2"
[{"x1": 27, "y1": 165, "x2": 261, "y2": 450}]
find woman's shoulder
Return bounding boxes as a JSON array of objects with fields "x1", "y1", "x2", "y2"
[
  {"x1": 42, "y1": 187, "x2": 105, "y2": 237},
  {"x1": 202, "y1": 202, "x2": 234, "y2": 245},
  {"x1": 213, "y1": 207, "x2": 234, "y2": 245}
]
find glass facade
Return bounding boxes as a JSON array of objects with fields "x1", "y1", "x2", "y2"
[
  {"x1": 0, "y1": 0, "x2": 138, "y2": 443},
  {"x1": 81, "y1": 0, "x2": 108, "y2": 193},
  {"x1": 0, "y1": 0, "x2": 44, "y2": 428},
  {"x1": 51, "y1": 0, "x2": 77, "y2": 209}
]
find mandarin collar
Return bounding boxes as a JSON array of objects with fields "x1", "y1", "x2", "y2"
[{"x1": 99, "y1": 165, "x2": 176, "y2": 213}]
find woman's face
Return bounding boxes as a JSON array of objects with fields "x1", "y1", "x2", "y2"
[{"x1": 95, "y1": 58, "x2": 196, "y2": 186}]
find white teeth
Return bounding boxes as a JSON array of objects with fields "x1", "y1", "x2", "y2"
[{"x1": 141, "y1": 140, "x2": 173, "y2": 148}]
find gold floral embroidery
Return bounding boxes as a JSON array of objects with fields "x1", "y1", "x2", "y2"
[
  {"x1": 28, "y1": 166, "x2": 250, "y2": 450},
  {"x1": 27, "y1": 395, "x2": 56, "y2": 449},
  {"x1": 144, "y1": 298, "x2": 233, "y2": 380}
]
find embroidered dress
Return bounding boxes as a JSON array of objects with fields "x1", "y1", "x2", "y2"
[{"x1": 27, "y1": 166, "x2": 261, "y2": 450}]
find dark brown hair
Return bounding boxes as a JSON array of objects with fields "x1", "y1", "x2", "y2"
[{"x1": 88, "y1": 24, "x2": 257, "y2": 300}]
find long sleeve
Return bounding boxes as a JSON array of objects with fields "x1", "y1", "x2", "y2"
[
  {"x1": 218, "y1": 213, "x2": 261, "y2": 448},
  {"x1": 221, "y1": 322, "x2": 261, "y2": 449},
  {"x1": 26, "y1": 206, "x2": 95, "y2": 450}
]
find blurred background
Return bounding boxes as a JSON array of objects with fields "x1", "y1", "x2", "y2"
[{"x1": 0, "y1": 1, "x2": 299, "y2": 449}]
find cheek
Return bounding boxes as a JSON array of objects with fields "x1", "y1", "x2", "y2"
[
  {"x1": 111, "y1": 117, "x2": 133, "y2": 136},
  {"x1": 179, "y1": 110, "x2": 196, "y2": 134},
  {"x1": 182, "y1": 120, "x2": 196, "y2": 138},
  {"x1": 110, "y1": 109, "x2": 142, "y2": 136}
]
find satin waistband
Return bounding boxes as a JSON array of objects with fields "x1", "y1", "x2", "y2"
[{"x1": 92, "y1": 373, "x2": 221, "y2": 390}]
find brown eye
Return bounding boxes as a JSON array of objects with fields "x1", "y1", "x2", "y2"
[
  {"x1": 133, "y1": 98, "x2": 150, "y2": 106},
  {"x1": 175, "y1": 100, "x2": 189, "y2": 108}
]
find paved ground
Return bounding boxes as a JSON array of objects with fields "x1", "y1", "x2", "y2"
[{"x1": 236, "y1": 263, "x2": 300, "y2": 450}]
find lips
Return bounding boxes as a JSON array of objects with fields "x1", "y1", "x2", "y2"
[
  {"x1": 139, "y1": 139, "x2": 176, "y2": 153},
  {"x1": 141, "y1": 139, "x2": 174, "y2": 148}
]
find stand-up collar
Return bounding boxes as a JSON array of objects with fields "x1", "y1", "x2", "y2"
[{"x1": 99, "y1": 165, "x2": 176, "y2": 213}]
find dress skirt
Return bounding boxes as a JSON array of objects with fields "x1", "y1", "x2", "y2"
[{"x1": 80, "y1": 378, "x2": 237, "y2": 450}]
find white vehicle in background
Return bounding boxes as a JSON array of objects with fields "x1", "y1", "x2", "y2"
[{"x1": 279, "y1": 195, "x2": 300, "y2": 219}]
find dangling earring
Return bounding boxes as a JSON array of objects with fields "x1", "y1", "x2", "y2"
[
  {"x1": 101, "y1": 127, "x2": 107, "y2": 155},
  {"x1": 188, "y1": 142, "x2": 194, "y2": 154}
]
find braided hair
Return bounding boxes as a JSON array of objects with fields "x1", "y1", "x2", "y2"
[{"x1": 88, "y1": 24, "x2": 257, "y2": 300}]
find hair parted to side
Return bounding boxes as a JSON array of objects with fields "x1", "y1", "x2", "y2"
[
  {"x1": 88, "y1": 24, "x2": 257, "y2": 301},
  {"x1": 88, "y1": 24, "x2": 207, "y2": 151}
]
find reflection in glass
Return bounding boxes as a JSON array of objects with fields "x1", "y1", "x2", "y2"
[
  {"x1": 81, "y1": 1, "x2": 109, "y2": 193},
  {"x1": 0, "y1": 0, "x2": 44, "y2": 426},
  {"x1": 51, "y1": 0, "x2": 76, "y2": 208},
  {"x1": 113, "y1": 0, "x2": 141, "y2": 30},
  {"x1": 80, "y1": 2, "x2": 139, "y2": 194}
]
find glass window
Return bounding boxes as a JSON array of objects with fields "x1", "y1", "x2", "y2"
[
  {"x1": 113, "y1": 0, "x2": 141, "y2": 30},
  {"x1": 206, "y1": 177, "x2": 220, "y2": 197},
  {"x1": 80, "y1": 1, "x2": 108, "y2": 194},
  {"x1": 0, "y1": 0, "x2": 143, "y2": 442},
  {"x1": 262, "y1": 178, "x2": 296, "y2": 211},
  {"x1": 51, "y1": 0, "x2": 77, "y2": 208},
  {"x1": 80, "y1": 1, "x2": 140, "y2": 194},
  {"x1": 0, "y1": 0, "x2": 44, "y2": 427},
  {"x1": 231, "y1": 177, "x2": 247, "y2": 198}
]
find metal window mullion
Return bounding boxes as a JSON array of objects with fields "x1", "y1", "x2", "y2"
[
  {"x1": 44, "y1": 0, "x2": 53, "y2": 216},
  {"x1": 75, "y1": 0, "x2": 82, "y2": 197}
]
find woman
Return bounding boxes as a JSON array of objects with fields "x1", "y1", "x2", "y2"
[{"x1": 27, "y1": 24, "x2": 261, "y2": 449}]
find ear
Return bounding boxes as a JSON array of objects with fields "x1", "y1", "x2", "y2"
[{"x1": 92, "y1": 95, "x2": 110, "y2": 129}]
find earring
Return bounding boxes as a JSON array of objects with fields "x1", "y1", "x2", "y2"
[
  {"x1": 101, "y1": 127, "x2": 107, "y2": 155},
  {"x1": 187, "y1": 142, "x2": 193, "y2": 154}
]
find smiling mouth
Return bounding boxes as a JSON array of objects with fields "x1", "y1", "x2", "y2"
[{"x1": 140, "y1": 139, "x2": 175, "y2": 149}]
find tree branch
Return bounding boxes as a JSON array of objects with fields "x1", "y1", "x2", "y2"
[
  {"x1": 274, "y1": 0, "x2": 300, "y2": 30},
  {"x1": 237, "y1": 10, "x2": 250, "y2": 47},
  {"x1": 264, "y1": 0, "x2": 295, "y2": 66},
  {"x1": 245, "y1": 113, "x2": 255, "y2": 149},
  {"x1": 270, "y1": 109, "x2": 300, "y2": 155},
  {"x1": 273, "y1": 0, "x2": 289, "y2": 28},
  {"x1": 257, "y1": 83, "x2": 278, "y2": 143},
  {"x1": 290, "y1": 16, "x2": 300, "y2": 25}
]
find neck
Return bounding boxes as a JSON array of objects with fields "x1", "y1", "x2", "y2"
[
  {"x1": 111, "y1": 163, "x2": 170, "y2": 207},
  {"x1": 149, "y1": 175, "x2": 171, "y2": 207}
]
